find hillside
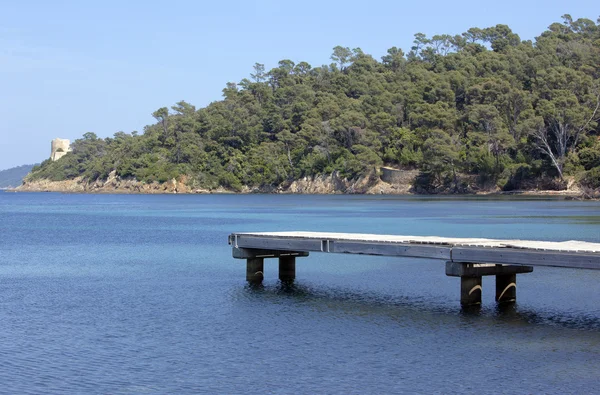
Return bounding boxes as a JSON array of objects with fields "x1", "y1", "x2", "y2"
[
  {"x1": 0, "y1": 164, "x2": 35, "y2": 188},
  {"x1": 26, "y1": 16, "x2": 600, "y2": 195}
]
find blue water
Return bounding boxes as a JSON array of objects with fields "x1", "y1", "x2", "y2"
[{"x1": 1, "y1": 192, "x2": 599, "y2": 394}]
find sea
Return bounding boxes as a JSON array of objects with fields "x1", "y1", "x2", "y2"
[{"x1": 1, "y1": 191, "x2": 599, "y2": 394}]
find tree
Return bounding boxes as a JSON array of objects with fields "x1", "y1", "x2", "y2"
[
  {"x1": 468, "y1": 104, "x2": 514, "y2": 170},
  {"x1": 381, "y1": 47, "x2": 405, "y2": 71},
  {"x1": 331, "y1": 46, "x2": 353, "y2": 71},
  {"x1": 278, "y1": 59, "x2": 295, "y2": 73},
  {"x1": 277, "y1": 129, "x2": 302, "y2": 172},
  {"x1": 482, "y1": 24, "x2": 521, "y2": 52},
  {"x1": 152, "y1": 107, "x2": 169, "y2": 141},
  {"x1": 171, "y1": 100, "x2": 196, "y2": 116},
  {"x1": 418, "y1": 129, "x2": 461, "y2": 192},
  {"x1": 463, "y1": 27, "x2": 484, "y2": 44},
  {"x1": 430, "y1": 34, "x2": 453, "y2": 55},
  {"x1": 294, "y1": 61, "x2": 312, "y2": 75},
  {"x1": 533, "y1": 90, "x2": 599, "y2": 178},
  {"x1": 250, "y1": 63, "x2": 266, "y2": 82},
  {"x1": 411, "y1": 33, "x2": 430, "y2": 56}
]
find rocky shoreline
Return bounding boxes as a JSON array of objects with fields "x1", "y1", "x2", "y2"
[
  {"x1": 15, "y1": 170, "x2": 415, "y2": 195},
  {"x1": 13, "y1": 169, "x2": 590, "y2": 199}
]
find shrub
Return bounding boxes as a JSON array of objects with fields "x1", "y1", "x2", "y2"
[{"x1": 581, "y1": 167, "x2": 600, "y2": 189}]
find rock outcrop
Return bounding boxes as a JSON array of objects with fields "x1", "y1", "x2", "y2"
[
  {"x1": 17, "y1": 168, "x2": 419, "y2": 195},
  {"x1": 19, "y1": 172, "x2": 217, "y2": 194}
]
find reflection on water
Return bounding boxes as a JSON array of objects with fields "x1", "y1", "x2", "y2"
[{"x1": 242, "y1": 280, "x2": 600, "y2": 332}]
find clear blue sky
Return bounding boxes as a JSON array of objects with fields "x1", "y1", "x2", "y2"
[{"x1": 0, "y1": 0, "x2": 597, "y2": 170}]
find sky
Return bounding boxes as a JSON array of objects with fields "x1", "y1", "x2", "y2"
[{"x1": 0, "y1": 0, "x2": 598, "y2": 170}]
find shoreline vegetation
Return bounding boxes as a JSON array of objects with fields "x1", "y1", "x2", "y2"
[{"x1": 23, "y1": 16, "x2": 600, "y2": 198}]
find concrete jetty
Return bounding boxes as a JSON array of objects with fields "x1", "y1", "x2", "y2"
[{"x1": 229, "y1": 231, "x2": 600, "y2": 306}]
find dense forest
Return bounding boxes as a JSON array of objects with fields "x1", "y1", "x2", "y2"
[
  {"x1": 0, "y1": 164, "x2": 35, "y2": 188},
  {"x1": 29, "y1": 15, "x2": 600, "y2": 193}
]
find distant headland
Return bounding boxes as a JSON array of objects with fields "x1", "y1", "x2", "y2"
[
  {"x1": 16, "y1": 16, "x2": 600, "y2": 198},
  {"x1": 0, "y1": 164, "x2": 36, "y2": 189}
]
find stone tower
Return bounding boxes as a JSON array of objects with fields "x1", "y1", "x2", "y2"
[{"x1": 51, "y1": 138, "x2": 71, "y2": 161}]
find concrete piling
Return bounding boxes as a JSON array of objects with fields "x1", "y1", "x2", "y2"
[
  {"x1": 279, "y1": 256, "x2": 296, "y2": 282},
  {"x1": 496, "y1": 274, "x2": 517, "y2": 303},
  {"x1": 446, "y1": 262, "x2": 532, "y2": 306},
  {"x1": 460, "y1": 276, "x2": 483, "y2": 306},
  {"x1": 234, "y1": 247, "x2": 307, "y2": 284},
  {"x1": 246, "y1": 258, "x2": 264, "y2": 283}
]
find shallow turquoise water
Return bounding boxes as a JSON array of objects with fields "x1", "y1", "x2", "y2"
[{"x1": 1, "y1": 192, "x2": 599, "y2": 393}]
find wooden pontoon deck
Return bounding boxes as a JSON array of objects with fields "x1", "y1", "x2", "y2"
[{"x1": 228, "y1": 231, "x2": 600, "y2": 305}]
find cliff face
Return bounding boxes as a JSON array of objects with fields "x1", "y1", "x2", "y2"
[
  {"x1": 283, "y1": 170, "x2": 418, "y2": 194},
  {"x1": 17, "y1": 169, "x2": 419, "y2": 195}
]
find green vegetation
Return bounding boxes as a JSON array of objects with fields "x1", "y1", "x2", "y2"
[
  {"x1": 29, "y1": 15, "x2": 600, "y2": 193},
  {"x1": 0, "y1": 164, "x2": 35, "y2": 188}
]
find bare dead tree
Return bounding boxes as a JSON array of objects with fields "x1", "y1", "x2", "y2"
[{"x1": 534, "y1": 93, "x2": 600, "y2": 179}]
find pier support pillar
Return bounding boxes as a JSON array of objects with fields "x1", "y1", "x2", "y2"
[
  {"x1": 279, "y1": 256, "x2": 296, "y2": 282},
  {"x1": 496, "y1": 274, "x2": 517, "y2": 303},
  {"x1": 446, "y1": 262, "x2": 532, "y2": 306},
  {"x1": 246, "y1": 258, "x2": 264, "y2": 283},
  {"x1": 233, "y1": 247, "x2": 308, "y2": 284},
  {"x1": 460, "y1": 276, "x2": 482, "y2": 306}
]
